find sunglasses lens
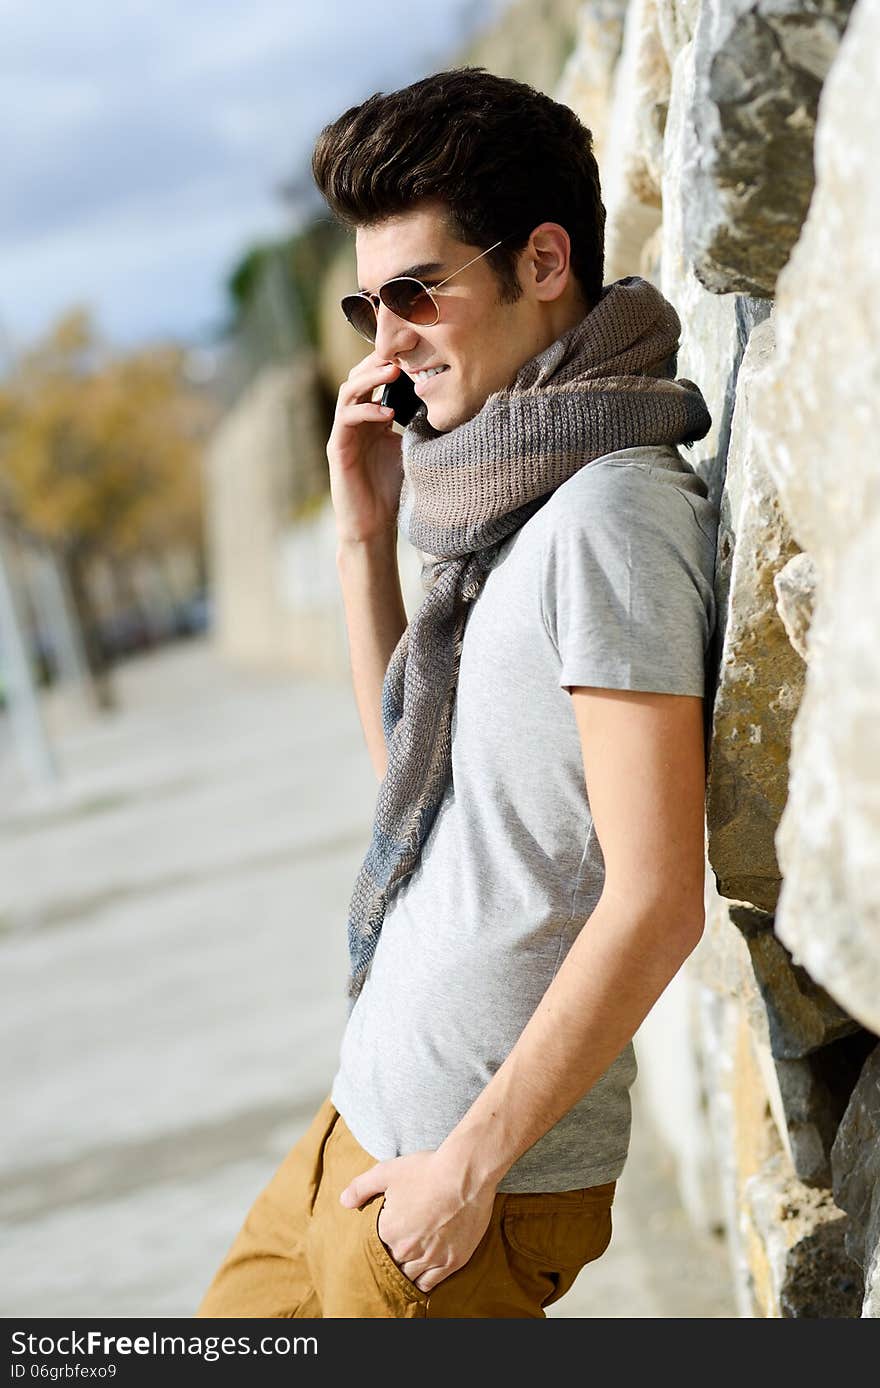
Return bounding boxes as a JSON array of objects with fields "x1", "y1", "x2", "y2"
[
  {"x1": 380, "y1": 279, "x2": 438, "y2": 326},
  {"x1": 341, "y1": 278, "x2": 439, "y2": 341},
  {"x1": 340, "y1": 295, "x2": 378, "y2": 343}
]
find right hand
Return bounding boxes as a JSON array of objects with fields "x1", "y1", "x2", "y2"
[{"x1": 327, "y1": 352, "x2": 406, "y2": 546}]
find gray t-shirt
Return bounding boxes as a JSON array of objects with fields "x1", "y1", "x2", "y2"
[{"x1": 331, "y1": 443, "x2": 719, "y2": 1192}]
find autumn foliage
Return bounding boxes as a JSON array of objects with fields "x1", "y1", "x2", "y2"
[
  {"x1": 0, "y1": 307, "x2": 218, "y2": 702},
  {"x1": 0, "y1": 307, "x2": 214, "y2": 554}
]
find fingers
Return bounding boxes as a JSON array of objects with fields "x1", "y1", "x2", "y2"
[
  {"x1": 339, "y1": 355, "x2": 401, "y2": 410},
  {"x1": 335, "y1": 399, "x2": 395, "y2": 430},
  {"x1": 339, "y1": 1162, "x2": 390, "y2": 1207},
  {"x1": 330, "y1": 358, "x2": 401, "y2": 435},
  {"x1": 338, "y1": 1181, "x2": 360, "y2": 1207},
  {"x1": 402, "y1": 1260, "x2": 448, "y2": 1290}
]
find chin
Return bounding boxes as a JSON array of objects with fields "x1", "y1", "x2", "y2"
[
  {"x1": 427, "y1": 401, "x2": 474, "y2": 433},
  {"x1": 425, "y1": 404, "x2": 451, "y2": 431}
]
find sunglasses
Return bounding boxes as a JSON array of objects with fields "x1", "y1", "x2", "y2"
[{"x1": 340, "y1": 234, "x2": 513, "y2": 345}]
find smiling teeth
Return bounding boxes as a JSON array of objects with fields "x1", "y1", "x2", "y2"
[{"x1": 413, "y1": 366, "x2": 448, "y2": 381}]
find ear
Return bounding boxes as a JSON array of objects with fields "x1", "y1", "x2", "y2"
[{"x1": 526, "y1": 223, "x2": 573, "y2": 302}]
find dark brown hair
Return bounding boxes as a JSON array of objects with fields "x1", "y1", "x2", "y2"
[{"x1": 311, "y1": 67, "x2": 605, "y2": 310}]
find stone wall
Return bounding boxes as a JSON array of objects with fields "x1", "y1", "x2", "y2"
[{"x1": 558, "y1": 0, "x2": 878, "y2": 1316}]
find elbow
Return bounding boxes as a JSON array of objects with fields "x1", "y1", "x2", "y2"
[
  {"x1": 628, "y1": 894, "x2": 706, "y2": 957},
  {"x1": 598, "y1": 877, "x2": 706, "y2": 956},
  {"x1": 677, "y1": 905, "x2": 706, "y2": 957}
]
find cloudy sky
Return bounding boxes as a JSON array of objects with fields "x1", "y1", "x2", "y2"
[{"x1": 1, "y1": 0, "x2": 508, "y2": 357}]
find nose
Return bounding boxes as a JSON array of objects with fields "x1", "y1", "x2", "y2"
[{"x1": 373, "y1": 299, "x2": 420, "y2": 360}]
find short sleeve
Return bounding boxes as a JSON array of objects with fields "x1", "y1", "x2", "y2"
[{"x1": 540, "y1": 467, "x2": 717, "y2": 696}]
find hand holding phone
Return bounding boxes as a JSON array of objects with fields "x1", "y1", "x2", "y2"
[
  {"x1": 380, "y1": 371, "x2": 421, "y2": 428},
  {"x1": 327, "y1": 355, "x2": 408, "y2": 546}
]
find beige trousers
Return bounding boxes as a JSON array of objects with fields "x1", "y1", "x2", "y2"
[{"x1": 196, "y1": 1094, "x2": 616, "y2": 1319}]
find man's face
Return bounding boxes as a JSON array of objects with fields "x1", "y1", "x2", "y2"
[{"x1": 355, "y1": 202, "x2": 552, "y2": 433}]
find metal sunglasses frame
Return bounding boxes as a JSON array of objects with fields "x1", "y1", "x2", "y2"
[{"x1": 340, "y1": 235, "x2": 511, "y2": 343}]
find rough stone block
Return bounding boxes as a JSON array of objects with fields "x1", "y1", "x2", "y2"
[
  {"x1": 748, "y1": 0, "x2": 880, "y2": 1033},
  {"x1": 744, "y1": 1152, "x2": 863, "y2": 1316},
  {"x1": 661, "y1": 36, "x2": 739, "y2": 503},
  {"x1": 773, "y1": 1032, "x2": 877, "y2": 1188},
  {"x1": 831, "y1": 1042, "x2": 880, "y2": 1273},
  {"x1": 730, "y1": 906, "x2": 862, "y2": 1059},
  {"x1": 770, "y1": 519, "x2": 880, "y2": 1034},
  {"x1": 683, "y1": 0, "x2": 856, "y2": 297},
  {"x1": 706, "y1": 319, "x2": 805, "y2": 912},
  {"x1": 655, "y1": 0, "x2": 700, "y2": 63},
  {"x1": 703, "y1": 899, "x2": 869, "y2": 1190},
  {"x1": 773, "y1": 552, "x2": 817, "y2": 662}
]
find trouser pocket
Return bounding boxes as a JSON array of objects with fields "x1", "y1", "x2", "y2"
[
  {"x1": 304, "y1": 1097, "x2": 341, "y2": 1216},
  {"x1": 306, "y1": 1119, "x2": 427, "y2": 1317},
  {"x1": 500, "y1": 1184, "x2": 615, "y2": 1309},
  {"x1": 366, "y1": 1195, "x2": 431, "y2": 1310}
]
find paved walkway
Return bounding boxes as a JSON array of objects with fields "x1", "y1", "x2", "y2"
[{"x1": 1, "y1": 640, "x2": 736, "y2": 1317}]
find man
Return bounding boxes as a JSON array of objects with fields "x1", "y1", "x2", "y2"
[{"x1": 197, "y1": 66, "x2": 717, "y2": 1319}]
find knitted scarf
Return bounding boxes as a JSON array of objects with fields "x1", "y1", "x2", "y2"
[{"x1": 343, "y1": 274, "x2": 711, "y2": 1010}]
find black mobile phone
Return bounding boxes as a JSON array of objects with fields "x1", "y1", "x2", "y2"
[{"x1": 380, "y1": 372, "x2": 421, "y2": 427}]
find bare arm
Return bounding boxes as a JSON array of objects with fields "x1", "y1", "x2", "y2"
[
  {"x1": 326, "y1": 351, "x2": 411, "y2": 781},
  {"x1": 336, "y1": 533, "x2": 407, "y2": 781}
]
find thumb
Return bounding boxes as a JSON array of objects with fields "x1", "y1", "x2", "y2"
[{"x1": 339, "y1": 1161, "x2": 390, "y2": 1209}]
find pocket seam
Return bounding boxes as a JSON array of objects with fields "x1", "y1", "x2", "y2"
[
  {"x1": 306, "y1": 1100, "x2": 340, "y2": 1218},
  {"x1": 368, "y1": 1197, "x2": 430, "y2": 1303}
]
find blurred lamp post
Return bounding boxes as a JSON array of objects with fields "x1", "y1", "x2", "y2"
[
  {"x1": 30, "y1": 544, "x2": 91, "y2": 704},
  {"x1": 0, "y1": 519, "x2": 59, "y2": 789}
]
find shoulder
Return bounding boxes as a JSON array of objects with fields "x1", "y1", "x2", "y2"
[
  {"x1": 550, "y1": 444, "x2": 706, "y2": 503},
  {"x1": 489, "y1": 446, "x2": 717, "y2": 582},
  {"x1": 541, "y1": 446, "x2": 717, "y2": 551}
]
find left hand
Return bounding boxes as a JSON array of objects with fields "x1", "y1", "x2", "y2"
[{"x1": 339, "y1": 1151, "x2": 497, "y2": 1293}]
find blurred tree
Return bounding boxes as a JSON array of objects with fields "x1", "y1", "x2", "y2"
[
  {"x1": 0, "y1": 307, "x2": 216, "y2": 710},
  {"x1": 224, "y1": 216, "x2": 347, "y2": 356}
]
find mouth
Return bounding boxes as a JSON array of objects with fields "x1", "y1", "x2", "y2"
[{"x1": 409, "y1": 364, "x2": 450, "y2": 395}]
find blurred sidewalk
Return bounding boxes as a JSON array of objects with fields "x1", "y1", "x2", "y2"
[{"x1": 0, "y1": 640, "x2": 735, "y2": 1317}]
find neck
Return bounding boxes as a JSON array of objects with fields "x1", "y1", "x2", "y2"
[
  {"x1": 546, "y1": 291, "x2": 592, "y2": 343},
  {"x1": 509, "y1": 292, "x2": 594, "y2": 392},
  {"x1": 552, "y1": 291, "x2": 594, "y2": 337}
]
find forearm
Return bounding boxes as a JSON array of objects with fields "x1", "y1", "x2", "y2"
[
  {"x1": 436, "y1": 893, "x2": 704, "y2": 1195},
  {"x1": 336, "y1": 532, "x2": 408, "y2": 781}
]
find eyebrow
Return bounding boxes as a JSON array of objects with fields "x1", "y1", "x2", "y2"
[{"x1": 357, "y1": 261, "x2": 446, "y2": 293}]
